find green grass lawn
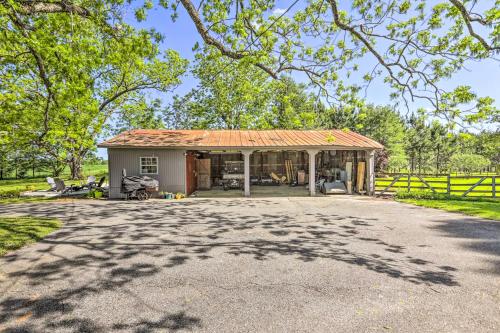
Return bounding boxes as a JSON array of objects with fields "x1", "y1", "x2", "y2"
[
  {"x1": 398, "y1": 198, "x2": 500, "y2": 220},
  {"x1": 0, "y1": 216, "x2": 62, "y2": 256},
  {"x1": 376, "y1": 174, "x2": 497, "y2": 197},
  {"x1": 0, "y1": 164, "x2": 108, "y2": 202}
]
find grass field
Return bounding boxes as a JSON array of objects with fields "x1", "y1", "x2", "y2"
[
  {"x1": 0, "y1": 164, "x2": 108, "y2": 200},
  {"x1": 376, "y1": 174, "x2": 498, "y2": 197},
  {"x1": 0, "y1": 216, "x2": 62, "y2": 256},
  {"x1": 398, "y1": 198, "x2": 500, "y2": 220}
]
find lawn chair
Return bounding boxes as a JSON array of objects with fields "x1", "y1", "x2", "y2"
[
  {"x1": 54, "y1": 179, "x2": 66, "y2": 192},
  {"x1": 82, "y1": 176, "x2": 105, "y2": 190},
  {"x1": 80, "y1": 176, "x2": 96, "y2": 190},
  {"x1": 54, "y1": 179, "x2": 82, "y2": 193},
  {"x1": 94, "y1": 176, "x2": 106, "y2": 189},
  {"x1": 47, "y1": 177, "x2": 57, "y2": 191},
  {"x1": 86, "y1": 175, "x2": 96, "y2": 185}
]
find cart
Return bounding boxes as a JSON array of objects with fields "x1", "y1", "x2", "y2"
[{"x1": 121, "y1": 175, "x2": 159, "y2": 200}]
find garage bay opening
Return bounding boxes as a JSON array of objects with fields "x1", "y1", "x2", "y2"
[{"x1": 188, "y1": 150, "x2": 368, "y2": 197}]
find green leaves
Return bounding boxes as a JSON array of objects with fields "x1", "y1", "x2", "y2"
[
  {"x1": 450, "y1": 153, "x2": 491, "y2": 173},
  {"x1": 163, "y1": 0, "x2": 498, "y2": 127},
  {"x1": 167, "y1": 46, "x2": 322, "y2": 130},
  {"x1": 1, "y1": 2, "x2": 187, "y2": 176}
]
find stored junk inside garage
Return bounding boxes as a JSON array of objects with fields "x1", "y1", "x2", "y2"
[{"x1": 190, "y1": 149, "x2": 366, "y2": 196}]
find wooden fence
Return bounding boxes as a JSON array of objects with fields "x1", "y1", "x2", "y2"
[{"x1": 375, "y1": 173, "x2": 498, "y2": 198}]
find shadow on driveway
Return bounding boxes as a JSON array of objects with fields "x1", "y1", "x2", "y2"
[{"x1": 1, "y1": 198, "x2": 497, "y2": 331}]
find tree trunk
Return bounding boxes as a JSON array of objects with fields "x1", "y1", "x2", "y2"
[
  {"x1": 417, "y1": 150, "x2": 421, "y2": 175},
  {"x1": 435, "y1": 146, "x2": 439, "y2": 174},
  {"x1": 70, "y1": 157, "x2": 83, "y2": 179},
  {"x1": 52, "y1": 166, "x2": 63, "y2": 177}
]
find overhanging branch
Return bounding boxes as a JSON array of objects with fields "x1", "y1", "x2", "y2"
[
  {"x1": 9, "y1": 0, "x2": 91, "y2": 17},
  {"x1": 179, "y1": 0, "x2": 278, "y2": 79},
  {"x1": 448, "y1": 0, "x2": 499, "y2": 52}
]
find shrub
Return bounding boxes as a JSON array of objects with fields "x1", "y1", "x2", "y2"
[
  {"x1": 395, "y1": 190, "x2": 446, "y2": 200},
  {"x1": 395, "y1": 190, "x2": 498, "y2": 203},
  {"x1": 87, "y1": 188, "x2": 104, "y2": 199}
]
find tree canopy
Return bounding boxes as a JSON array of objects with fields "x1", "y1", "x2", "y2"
[
  {"x1": 0, "y1": 1, "x2": 188, "y2": 177},
  {"x1": 1, "y1": 0, "x2": 498, "y2": 178},
  {"x1": 14, "y1": 0, "x2": 498, "y2": 125},
  {"x1": 166, "y1": 46, "x2": 324, "y2": 129}
]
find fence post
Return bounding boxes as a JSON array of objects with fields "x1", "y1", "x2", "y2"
[
  {"x1": 447, "y1": 174, "x2": 451, "y2": 196},
  {"x1": 493, "y1": 176, "x2": 496, "y2": 198},
  {"x1": 407, "y1": 173, "x2": 411, "y2": 192}
]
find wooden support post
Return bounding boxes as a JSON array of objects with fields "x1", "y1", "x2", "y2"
[
  {"x1": 307, "y1": 149, "x2": 319, "y2": 196},
  {"x1": 407, "y1": 173, "x2": 411, "y2": 192},
  {"x1": 447, "y1": 174, "x2": 451, "y2": 196},
  {"x1": 492, "y1": 176, "x2": 496, "y2": 198},
  {"x1": 366, "y1": 150, "x2": 375, "y2": 196},
  {"x1": 242, "y1": 150, "x2": 253, "y2": 197}
]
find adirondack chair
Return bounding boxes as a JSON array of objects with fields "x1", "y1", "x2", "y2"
[
  {"x1": 54, "y1": 179, "x2": 67, "y2": 192},
  {"x1": 54, "y1": 179, "x2": 82, "y2": 193},
  {"x1": 82, "y1": 176, "x2": 105, "y2": 190},
  {"x1": 46, "y1": 177, "x2": 57, "y2": 191},
  {"x1": 80, "y1": 176, "x2": 96, "y2": 190},
  {"x1": 94, "y1": 176, "x2": 106, "y2": 189}
]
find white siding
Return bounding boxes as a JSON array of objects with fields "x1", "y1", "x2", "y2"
[{"x1": 108, "y1": 148, "x2": 186, "y2": 198}]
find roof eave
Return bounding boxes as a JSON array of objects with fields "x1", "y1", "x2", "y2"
[{"x1": 97, "y1": 144, "x2": 383, "y2": 150}]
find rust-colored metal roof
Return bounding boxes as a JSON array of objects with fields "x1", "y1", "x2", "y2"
[{"x1": 98, "y1": 129, "x2": 383, "y2": 149}]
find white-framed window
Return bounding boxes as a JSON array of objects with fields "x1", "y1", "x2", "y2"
[{"x1": 140, "y1": 157, "x2": 158, "y2": 174}]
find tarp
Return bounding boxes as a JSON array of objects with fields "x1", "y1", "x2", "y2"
[{"x1": 121, "y1": 176, "x2": 159, "y2": 193}]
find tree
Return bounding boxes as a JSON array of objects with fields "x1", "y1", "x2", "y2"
[
  {"x1": 112, "y1": 98, "x2": 165, "y2": 135},
  {"x1": 457, "y1": 131, "x2": 500, "y2": 166},
  {"x1": 166, "y1": 48, "x2": 274, "y2": 129},
  {"x1": 429, "y1": 121, "x2": 457, "y2": 173},
  {"x1": 359, "y1": 105, "x2": 408, "y2": 172},
  {"x1": 1, "y1": 5, "x2": 188, "y2": 178},
  {"x1": 450, "y1": 153, "x2": 491, "y2": 174},
  {"x1": 320, "y1": 104, "x2": 408, "y2": 171},
  {"x1": 405, "y1": 113, "x2": 433, "y2": 174},
  {"x1": 270, "y1": 77, "x2": 325, "y2": 129},
  {"x1": 169, "y1": 0, "x2": 499, "y2": 126},
  {"x1": 8, "y1": 1, "x2": 498, "y2": 126},
  {"x1": 166, "y1": 48, "x2": 323, "y2": 129}
]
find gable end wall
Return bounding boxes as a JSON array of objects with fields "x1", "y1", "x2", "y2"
[{"x1": 107, "y1": 148, "x2": 186, "y2": 199}]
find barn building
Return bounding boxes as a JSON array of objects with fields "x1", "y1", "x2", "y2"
[{"x1": 98, "y1": 129, "x2": 383, "y2": 198}]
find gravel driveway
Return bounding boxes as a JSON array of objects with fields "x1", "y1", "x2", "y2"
[{"x1": 0, "y1": 197, "x2": 499, "y2": 332}]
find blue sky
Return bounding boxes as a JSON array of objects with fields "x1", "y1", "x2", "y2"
[
  {"x1": 97, "y1": 1, "x2": 499, "y2": 158},
  {"x1": 127, "y1": 1, "x2": 500, "y2": 111}
]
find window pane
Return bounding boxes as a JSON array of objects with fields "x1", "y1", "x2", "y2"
[{"x1": 140, "y1": 157, "x2": 158, "y2": 173}]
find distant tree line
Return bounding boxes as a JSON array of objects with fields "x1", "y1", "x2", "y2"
[{"x1": 0, "y1": 149, "x2": 106, "y2": 180}]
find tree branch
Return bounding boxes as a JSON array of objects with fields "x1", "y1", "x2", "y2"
[
  {"x1": 448, "y1": 0, "x2": 499, "y2": 52},
  {"x1": 179, "y1": 0, "x2": 278, "y2": 79},
  {"x1": 99, "y1": 83, "x2": 158, "y2": 112},
  {"x1": 10, "y1": 0, "x2": 91, "y2": 17}
]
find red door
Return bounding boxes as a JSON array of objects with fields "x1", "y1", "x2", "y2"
[{"x1": 186, "y1": 153, "x2": 197, "y2": 195}]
